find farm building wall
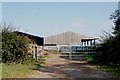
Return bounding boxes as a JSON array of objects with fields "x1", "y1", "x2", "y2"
[{"x1": 44, "y1": 31, "x2": 95, "y2": 45}]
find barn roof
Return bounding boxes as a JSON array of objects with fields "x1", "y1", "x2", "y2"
[{"x1": 15, "y1": 31, "x2": 44, "y2": 46}]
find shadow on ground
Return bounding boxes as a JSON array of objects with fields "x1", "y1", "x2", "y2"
[
  {"x1": 37, "y1": 54, "x2": 114, "y2": 79},
  {"x1": 59, "y1": 54, "x2": 85, "y2": 61}
]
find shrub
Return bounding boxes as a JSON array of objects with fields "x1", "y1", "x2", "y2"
[
  {"x1": 1, "y1": 24, "x2": 32, "y2": 64},
  {"x1": 97, "y1": 28, "x2": 120, "y2": 65}
]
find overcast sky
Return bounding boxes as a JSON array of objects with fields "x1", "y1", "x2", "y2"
[{"x1": 2, "y1": 2, "x2": 118, "y2": 37}]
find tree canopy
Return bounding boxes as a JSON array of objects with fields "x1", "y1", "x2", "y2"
[{"x1": 98, "y1": 10, "x2": 120, "y2": 65}]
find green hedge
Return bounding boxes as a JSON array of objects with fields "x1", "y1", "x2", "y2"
[{"x1": 1, "y1": 25, "x2": 33, "y2": 64}]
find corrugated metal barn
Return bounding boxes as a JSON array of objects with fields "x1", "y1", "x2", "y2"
[{"x1": 44, "y1": 31, "x2": 95, "y2": 45}]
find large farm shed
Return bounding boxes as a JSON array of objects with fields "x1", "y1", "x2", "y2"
[
  {"x1": 44, "y1": 31, "x2": 96, "y2": 52},
  {"x1": 44, "y1": 31, "x2": 95, "y2": 45}
]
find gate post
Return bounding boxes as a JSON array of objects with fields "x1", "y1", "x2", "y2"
[{"x1": 68, "y1": 44, "x2": 72, "y2": 60}]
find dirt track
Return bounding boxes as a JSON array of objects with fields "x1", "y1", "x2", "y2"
[{"x1": 31, "y1": 54, "x2": 113, "y2": 79}]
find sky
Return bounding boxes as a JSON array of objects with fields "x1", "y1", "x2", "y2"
[
  {"x1": 0, "y1": 2, "x2": 2, "y2": 26},
  {"x1": 1, "y1": 0, "x2": 119, "y2": 2},
  {"x1": 2, "y1": 2, "x2": 118, "y2": 37}
]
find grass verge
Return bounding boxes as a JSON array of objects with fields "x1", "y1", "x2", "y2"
[
  {"x1": 84, "y1": 54, "x2": 120, "y2": 78},
  {"x1": 0, "y1": 63, "x2": 2, "y2": 79},
  {"x1": 2, "y1": 55, "x2": 48, "y2": 78},
  {"x1": 2, "y1": 63, "x2": 37, "y2": 78}
]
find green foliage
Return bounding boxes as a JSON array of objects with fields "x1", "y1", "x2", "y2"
[
  {"x1": 98, "y1": 32, "x2": 120, "y2": 64},
  {"x1": 97, "y1": 10, "x2": 120, "y2": 65},
  {"x1": 84, "y1": 54, "x2": 94, "y2": 62},
  {"x1": 97, "y1": 64, "x2": 120, "y2": 77},
  {"x1": 1, "y1": 24, "x2": 32, "y2": 64},
  {"x1": 20, "y1": 54, "x2": 36, "y2": 65},
  {"x1": 110, "y1": 10, "x2": 120, "y2": 34},
  {"x1": 110, "y1": 10, "x2": 120, "y2": 21},
  {"x1": 114, "y1": 19, "x2": 120, "y2": 34}
]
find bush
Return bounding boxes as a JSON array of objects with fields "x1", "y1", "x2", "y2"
[
  {"x1": 98, "y1": 32, "x2": 120, "y2": 65},
  {"x1": 1, "y1": 25, "x2": 32, "y2": 64},
  {"x1": 96, "y1": 10, "x2": 120, "y2": 65}
]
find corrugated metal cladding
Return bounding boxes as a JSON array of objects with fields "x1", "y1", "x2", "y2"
[{"x1": 44, "y1": 31, "x2": 95, "y2": 45}]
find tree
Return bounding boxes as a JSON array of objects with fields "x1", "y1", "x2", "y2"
[
  {"x1": 114, "y1": 19, "x2": 120, "y2": 34},
  {"x1": 110, "y1": 10, "x2": 120, "y2": 34},
  {"x1": 98, "y1": 10, "x2": 120, "y2": 64}
]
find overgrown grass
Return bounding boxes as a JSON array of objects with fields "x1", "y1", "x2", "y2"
[
  {"x1": 2, "y1": 62, "x2": 45, "y2": 78},
  {"x1": 95, "y1": 62, "x2": 120, "y2": 77},
  {"x1": 84, "y1": 54, "x2": 120, "y2": 78},
  {"x1": 1, "y1": 50, "x2": 56, "y2": 78},
  {"x1": 2, "y1": 63, "x2": 35, "y2": 78},
  {"x1": 2, "y1": 56, "x2": 47, "y2": 78},
  {"x1": 0, "y1": 63, "x2": 2, "y2": 79},
  {"x1": 84, "y1": 54, "x2": 94, "y2": 62}
]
